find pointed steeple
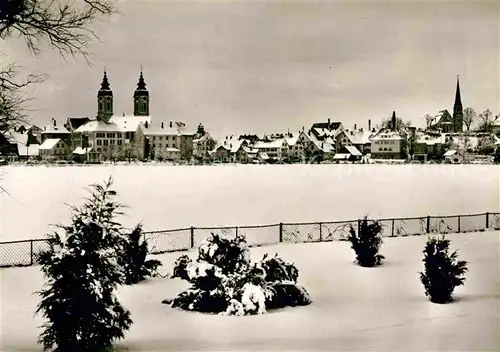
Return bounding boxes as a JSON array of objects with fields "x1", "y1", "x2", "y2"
[
  {"x1": 391, "y1": 110, "x2": 397, "y2": 131},
  {"x1": 454, "y1": 75, "x2": 462, "y2": 108},
  {"x1": 133, "y1": 67, "x2": 149, "y2": 116},
  {"x1": 452, "y1": 75, "x2": 463, "y2": 132},
  {"x1": 97, "y1": 69, "x2": 113, "y2": 121},
  {"x1": 136, "y1": 70, "x2": 147, "y2": 91},
  {"x1": 134, "y1": 68, "x2": 149, "y2": 97},
  {"x1": 99, "y1": 70, "x2": 111, "y2": 92}
]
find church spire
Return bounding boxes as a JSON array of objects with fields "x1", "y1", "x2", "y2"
[
  {"x1": 97, "y1": 70, "x2": 113, "y2": 122},
  {"x1": 99, "y1": 70, "x2": 111, "y2": 92},
  {"x1": 452, "y1": 75, "x2": 463, "y2": 132},
  {"x1": 133, "y1": 67, "x2": 149, "y2": 116},
  {"x1": 454, "y1": 75, "x2": 462, "y2": 108}
]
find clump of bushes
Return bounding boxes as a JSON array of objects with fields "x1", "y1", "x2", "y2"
[
  {"x1": 167, "y1": 233, "x2": 311, "y2": 316},
  {"x1": 118, "y1": 224, "x2": 162, "y2": 285},
  {"x1": 420, "y1": 235, "x2": 468, "y2": 303},
  {"x1": 347, "y1": 217, "x2": 385, "y2": 267}
]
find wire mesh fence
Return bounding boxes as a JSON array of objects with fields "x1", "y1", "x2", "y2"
[{"x1": 1, "y1": 212, "x2": 498, "y2": 268}]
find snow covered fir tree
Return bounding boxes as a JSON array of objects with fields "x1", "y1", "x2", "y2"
[
  {"x1": 118, "y1": 224, "x2": 162, "y2": 285},
  {"x1": 420, "y1": 235, "x2": 468, "y2": 304},
  {"x1": 35, "y1": 177, "x2": 153, "y2": 351},
  {"x1": 347, "y1": 217, "x2": 385, "y2": 267},
  {"x1": 167, "y1": 233, "x2": 312, "y2": 316}
]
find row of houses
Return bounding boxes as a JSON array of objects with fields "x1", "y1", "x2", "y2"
[
  {"x1": 3, "y1": 110, "x2": 499, "y2": 164},
  {"x1": 211, "y1": 112, "x2": 500, "y2": 165},
  {"x1": 0, "y1": 116, "x2": 216, "y2": 163}
]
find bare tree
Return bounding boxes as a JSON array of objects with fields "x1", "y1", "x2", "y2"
[
  {"x1": 478, "y1": 109, "x2": 493, "y2": 132},
  {"x1": 381, "y1": 117, "x2": 411, "y2": 131},
  {"x1": 1, "y1": 0, "x2": 115, "y2": 132},
  {"x1": 424, "y1": 114, "x2": 434, "y2": 129},
  {"x1": 462, "y1": 107, "x2": 476, "y2": 131}
]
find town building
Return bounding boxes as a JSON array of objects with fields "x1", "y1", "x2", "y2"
[
  {"x1": 71, "y1": 70, "x2": 153, "y2": 161},
  {"x1": 38, "y1": 138, "x2": 71, "y2": 161},
  {"x1": 193, "y1": 124, "x2": 217, "y2": 159},
  {"x1": 41, "y1": 119, "x2": 71, "y2": 143},
  {"x1": 135, "y1": 121, "x2": 196, "y2": 161},
  {"x1": 371, "y1": 111, "x2": 407, "y2": 160},
  {"x1": 429, "y1": 76, "x2": 464, "y2": 133}
]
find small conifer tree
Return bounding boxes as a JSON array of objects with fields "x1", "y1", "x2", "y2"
[
  {"x1": 347, "y1": 217, "x2": 385, "y2": 267},
  {"x1": 36, "y1": 177, "x2": 132, "y2": 351},
  {"x1": 119, "y1": 224, "x2": 162, "y2": 285},
  {"x1": 420, "y1": 235, "x2": 468, "y2": 303}
]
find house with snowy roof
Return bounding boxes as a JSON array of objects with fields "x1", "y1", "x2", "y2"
[
  {"x1": 253, "y1": 139, "x2": 286, "y2": 160},
  {"x1": 333, "y1": 145, "x2": 363, "y2": 163},
  {"x1": 0, "y1": 130, "x2": 40, "y2": 159},
  {"x1": 371, "y1": 111, "x2": 407, "y2": 160},
  {"x1": 412, "y1": 132, "x2": 448, "y2": 162},
  {"x1": 38, "y1": 138, "x2": 70, "y2": 161},
  {"x1": 282, "y1": 134, "x2": 304, "y2": 161},
  {"x1": 41, "y1": 119, "x2": 71, "y2": 143},
  {"x1": 193, "y1": 124, "x2": 217, "y2": 159},
  {"x1": 136, "y1": 121, "x2": 196, "y2": 161}
]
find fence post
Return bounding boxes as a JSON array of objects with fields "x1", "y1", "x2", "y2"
[
  {"x1": 391, "y1": 219, "x2": 395, "y2": 237},
  {"x1": 426, "y1": 216, "x2": 431, "y2": 233},
  {"x1": 30, "y1": 240, "x2": 34, "y2": 266},
  {"x1": 486, "y1": 212, "x2": 489, "y2": 229},
  {"x1": 279, "y1": 223, "x2": 283, "y2": 242},
  {"x1": 319, "y1": 222, "x2": 323, "y2": 242},
  {"x1": 190, "y1": 226, "x2": 195, "y2": 248},
  {"x1": 457, "y1": 215, "x2": 461, "y2": 233}
]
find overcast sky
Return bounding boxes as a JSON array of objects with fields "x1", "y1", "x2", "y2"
[{"x1": 4, "y1": 0, "x2": 499, "y2": 138}]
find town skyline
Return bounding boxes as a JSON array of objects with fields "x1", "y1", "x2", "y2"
[{"x1": 4, "y1": 1, "x2": 498, "y2": 140}]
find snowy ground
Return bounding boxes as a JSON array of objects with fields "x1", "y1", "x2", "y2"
[
  {"x1": 1, "y1": 231, "x2": 498, "y2": 351},
  {"x1": 1, "y1": 164, "x2": 499, "y2": 241}
]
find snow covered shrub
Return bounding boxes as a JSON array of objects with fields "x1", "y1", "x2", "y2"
[
  {"x1": 118, "y1": 224, "x2": 162, "y2": 285},
  {"x1": 172, "y1": 254, "x2": 192, "y2": 280},
  {"x1": 36, "y1": 177, "x2": 133, "y2": 352},
  {"x1": 197, "y1": 233, "x2": 251, "y2": 274},
  {"x1": 168, "y1": 233, "x2": 311, "y2": 316},
  {"x1": 260, "y1": 253, "x2": 299, "y2": 283},
  {"x1": 348, "y1": 217, "x2": 385, "y2": 267},
  {"x1": 420, "y1": 236, "x2": 468, "y2": 304}
]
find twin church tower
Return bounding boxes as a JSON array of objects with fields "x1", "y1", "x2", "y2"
[{"x1": 96, "y1": 70, "x2": 149, "y2": 122}]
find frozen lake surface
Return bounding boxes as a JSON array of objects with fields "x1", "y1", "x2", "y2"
[
  {"x1": 1, "y1": 231, "x2": 498, "y2": 351},
  {"x1": 0, "y1": 164, "x2": 498, "y2": 241}
]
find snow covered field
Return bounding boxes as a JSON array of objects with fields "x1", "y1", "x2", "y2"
[
  {"x1": 1, "y1": 164, "x2": 498, "y2": 242},
  {"x1": 1, "y1": 231, "x2": 498, "y2": 351}
]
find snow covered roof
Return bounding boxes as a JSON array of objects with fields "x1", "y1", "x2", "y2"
[
  {"x1": 333, "y1": 153, "x2": 350, "y2": 160},
  {"x1": 139, "y1": 124, "x2": 181, "y2": 136},
  {"x1": 74, "y1": 120, "x2": 120, "y2": 133},
  {"x1": 285, "y1": 135, "x2": 299, "y2": 146},
  {"x1": 350, "y1": 130, "x2": 373, "y2": 144},
  {"x1": 258, "y1": 152, "x2": 270, "y2": 160},
  {"x1": 17, "y1": 144, "x2": 39, "y2": 156},
  {"x1": 253, "y1": 139, "x2": 284, "y2": 149},
  {"x1": 73, "y1": 147, "x2": 85, "y2": 155},
  {"x1": 42, "y1": 124, "x2": 70, "y2": 134},
  {"x1": 39, "y1": 138, "x2": 61, "y2": 150},
  {"x1": 444, "y1": 150, "x2": 457, "y2": 156},
  {"x1": 345, "y1": 145, "x2": 362, "y2": 156},
  {"x1": 165, "y1": 147, "x2": 180, "y2": 152},
  {"x1": 109, "y1": 115, "x2": 151, "y2": 133},
  {"x1": 372, "y1": 130, "x2": 404, "y2": 141}
]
